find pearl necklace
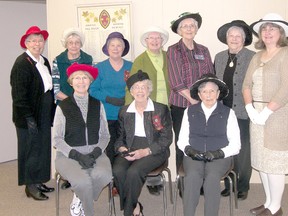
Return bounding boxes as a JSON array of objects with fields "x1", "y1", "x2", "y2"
[{"x1": 228, "y1": 53, "x2": 237, "y2": 67}]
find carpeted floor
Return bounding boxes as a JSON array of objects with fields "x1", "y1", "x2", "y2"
[{"x1": 0, "y1": 160, "x2": 287, "y2": 216}]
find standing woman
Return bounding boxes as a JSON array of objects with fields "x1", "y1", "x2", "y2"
[
  {"x1": 10, "y1": 26, "x2": 55, "y2": 200},
  {"x1": 167, "y1": 12, "x2": 214, "y2": 170},
  {"x1": 214, "y1": 20, "x2": 255, "y2": 200},
  {"x1": 243, "y1": 13, "x2": 288, "y2": 216},
  {"x1": 90, "y1": 32, "x2": 132, "y2": 165},
  {"x1": 52, "y1": 27, "x2": 93, "y2": 104}
]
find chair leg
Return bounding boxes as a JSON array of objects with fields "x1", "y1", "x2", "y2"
[
  {"x1": 56, "y1": 173, "x2": 61, "y2": 216},
  {"x1": 160, "y1": 173, "x2": 167, "y2": 216},
  {"x1": 108, "y1": 180, "x2": 116, "y2": 216},
  {"x1": 164, "y1": 167, "x2": 174, "y2": 204},
  {"x1": 231, "y1": 170, "x2": 238, "y2": 209},
  {"x1": 172, "y1": 175, "x2": 180, "y2": 216},
  {"x1": 227, "y1": 175, "x2": 234, "y2": 216}
]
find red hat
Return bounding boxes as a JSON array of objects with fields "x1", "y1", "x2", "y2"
[
  {"x1": 20, "y1": 26, "x2": 49, "y2": 48},
  {"x1": 66, "y1": 62, "x2": 99, "y2": 80}
]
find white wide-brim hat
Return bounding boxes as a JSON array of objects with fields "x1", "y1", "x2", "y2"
[
  {"x1": 250, "y1": 13, "x2": 288, "y2": 37},
  {"x1": 61, "y1": 27, "x2": 85, "y2": 47},
  {"x1": 140, "y1": 26, "x2": 169, "y2": 47}
]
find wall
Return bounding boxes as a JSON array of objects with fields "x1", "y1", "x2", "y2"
[
  {"x1": 49, "y1": 0, "x2": 288, "y2": 183},
  {"x1": 0, "y1": 1, "x2": 47, "y2": 163}
]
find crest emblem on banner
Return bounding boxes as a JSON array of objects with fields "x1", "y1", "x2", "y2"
[{"x1": 99, "y1": 10, "x2": 110, "y2": 29}]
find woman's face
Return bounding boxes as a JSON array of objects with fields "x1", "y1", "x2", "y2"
[
  {"x1": 130, "y1": 80, "x2": 150, "y2": 103},
  {"x1": 145, "y1": 32, "x2": 163, "y2": 53},
  {"x1": 25, "y1": 34, "x2": 45, "y2": 58},
  {"x1": 66, "y1": 35, "x2": 82, "y2": 57},
  {"x1": 198, "y1": 82, "x2": 220, "y2": 108},
  {"x1": 261, "y1": 24, "x2": 281, "y2": 47},
  {"x1": 178, "y1": 18, "x2": 198, "y2": 40},
  {"x1": 107, "y1": 38, "x2": 125, "y2": 59},
  {"x1": 227, "y1": 28, "x2": 245, "y2": 53},
  {"x1": 70, "y1": 71, "x2": 91, "y2": 96}
]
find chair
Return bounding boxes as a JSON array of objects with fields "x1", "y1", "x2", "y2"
[
  {"x1": 172, "y1": 160, "x2": 238, "y2": 216},
  {"x1": 146, "y1": 160, "x2": 173, "y2": 216},
  {"x1": 55, "y1": 172, "x2": 116, "y2": 216}
]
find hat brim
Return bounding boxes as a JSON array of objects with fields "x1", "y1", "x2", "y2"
[
  {"x1": 20, "y1": 30, "x2": 48, "y2": 49},
  {"x1": 250, "y1": 19, "x2": 288, "y2": 37},
  {"x1": 61, "y1": 28, "x2": 85, "y2": 47},
  {"x1": 102, "y1": 38, "x2": 130, "y2": 57},
  {"x1": 217, "y1": 21, "x2": 253, "y2": 46},
  {"x1": 190, "y1": 77, "x2": 229, "y2": 101},
  {"x1": 140, "y1": 27, "x2": 169, "y2": 47},
  {"x1": 171, "y1": 13, "x2": 202, "y2": 33},
  {"x1": 66, "y1": 63, "x2": 98, "y2": 80}
]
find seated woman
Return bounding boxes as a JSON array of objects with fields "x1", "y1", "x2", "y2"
[
  {"x1": 53, "y1": 63, "x2": 112, "y2": 216},
  {"x1": 178, "y1": 73, "x2": 241, "y2": 216},
  {"x1": 113, "y1": 70, "x2": 173, "y2": 216}
]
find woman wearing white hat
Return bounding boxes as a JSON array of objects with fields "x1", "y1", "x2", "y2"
[
  {"x1": 125, "y1": 26, "x2": 170, "y2": 195},
  {"x1": 243, "y1": 13, "x2": 288, "y2": 216}
]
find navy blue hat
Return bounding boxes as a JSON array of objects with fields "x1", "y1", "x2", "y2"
[
  {"x1": 126, "y1": 70, "x2": 150, "y2": 91},
  {"x1": 102, "y1": 32, "x2": 130, "y2": 56}
]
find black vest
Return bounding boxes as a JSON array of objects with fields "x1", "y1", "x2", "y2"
[
  {"x1": 188, "y1": 102, "x2": 230, "y2": 152},
  {"x1": 59, "y1": 95, "x2": 100, "y2": 147}
]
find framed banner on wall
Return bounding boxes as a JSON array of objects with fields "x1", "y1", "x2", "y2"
[{"x1": 77, "y1": 2, "x2": 133, "y2": 63}]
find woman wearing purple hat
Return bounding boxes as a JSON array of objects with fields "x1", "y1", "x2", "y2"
[
  {"x1": 10, "y1": 26, "x2": 55, "y2": 200},
  {"x1": 53, "y1": 63, "x2": 112, "y2": 216},
  {"x1": 90, "y1": 32, "x2": 132, "y2": 165},
  {"x1": 243, "y1": 13, "x2": 288, "y2": 216},
  {"x1": 214, "y1": 20, "x2": 255, "y2": 200}
]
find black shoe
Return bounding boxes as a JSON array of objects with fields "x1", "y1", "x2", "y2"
[
  {"x1": 200, "y1": 186, "x2": 204, "y2": 196},
  {"x1": 237, "y1": 191, "x2": 248, "y2": 200},
  {"x1": 25, "y1": 186, "x2": 49, "y2": 201},
  {"x1": 36, "y1": 183, "x2": 55, "y2": 193},
  {"x1": 146, "y1": 185, "x2": 160, "y2": 196},
  {"x1": 61, "y1": 180, "x2": 71, "y2": 190},
  {"x1": 221, "y1": 188, "x2": 230, "y2": 197}
]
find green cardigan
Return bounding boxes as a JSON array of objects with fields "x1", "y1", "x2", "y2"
[{"x1": 125, "y1": 50, "x2": 170, "y2": 104}]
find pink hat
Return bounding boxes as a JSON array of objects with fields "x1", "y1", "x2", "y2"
[
  {"x1": 66, "y1": 62, "x2": 99, "y2": 80},
  {"x1": 20, "y1": 26, "x2": 49, "y2": 48}
]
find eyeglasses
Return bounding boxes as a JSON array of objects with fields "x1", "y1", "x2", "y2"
[
  {"x1": 131, "y1": 85, "x2": 148, "y2": 91},
  {"x1": 180, "y1": 24, "x2": 196, "y2": 30},
  {"x1": 67, "y1": 41, "x2": 81, "y2": 46},
  {"x1": 27, "y1": 39, "x2": 45, "y2": 44},
  {"x1": 73, "y1": 76, "x2": 89, "y2": 81},
  {"x1": 146, "y1": 36, "x2": 162, "y2": 41}
]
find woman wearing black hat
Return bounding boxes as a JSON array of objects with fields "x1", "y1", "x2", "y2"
[
  {"x1": 214, "y1": 20, "x2": 255, "y2": 200},
  {"x1": 112, "y1": 70, "x2": 173, "y2": 216},
  {"x1": 167, "y1": 12, "x2": 214, "y2": 172},
  {"x1": 178, "y1": 73, "x2": 241, "y2": 216}
]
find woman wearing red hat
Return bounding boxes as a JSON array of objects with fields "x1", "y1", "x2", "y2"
[
  {"x1": 53, "y1": 63, "x2": 112, "y2": 216},
  {"x1": 10, "y1": 26, "x2": 55, "y2": 201}
]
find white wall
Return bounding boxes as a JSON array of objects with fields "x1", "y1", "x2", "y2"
[{"x1": 0, "y1": 1, "x2": 47, "y2": 163}]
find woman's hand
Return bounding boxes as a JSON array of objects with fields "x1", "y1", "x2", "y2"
[{"x1": 125, "y1": 148, "x2": 150, "y2": 161}]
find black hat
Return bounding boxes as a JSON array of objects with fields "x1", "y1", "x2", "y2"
[
  {"x1": 217, "y1": 20, "x2": 253, "y2": 46},
  {"x1": 170, "y1": 12, "x2": 202, "y2": 33},
  {"x1": 126, "y1": 70, "x2": 150, "y2": 91},
  {"x1": 190, "y1": 73, "x2": 229, "y2": 101}
]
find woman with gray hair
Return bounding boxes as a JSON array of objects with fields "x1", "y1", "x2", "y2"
[{"x1": 113, "y1": 70, "x2": 172, "y2": 216}]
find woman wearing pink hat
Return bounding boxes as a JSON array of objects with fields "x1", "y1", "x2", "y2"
[
  {"x1": 10, "y1": 26, "x2": 55, "y2": 201},
  {"x1": 53, "y1": 63, "x2": 112, "y2": 216},
  {"x1": 243, "y1": 13, "x2": 288, "y2": 216}
]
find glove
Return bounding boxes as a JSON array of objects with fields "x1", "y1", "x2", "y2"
[
  {"x1": 204, "y1": 150, "x2": 225, "y2": 162},
  {"x1": 184, "y1": 146, "x2": 205, "y2": 161},
  {"x1": 245, "y1": 104, "x2": 259, "y2": 124},
  {"x1": 26, "y1": 117, "x2": 38, "y2": 135},
  {"x1": 88, "y1": 147, "x2": 102, "y2": 160},
  {"x1": 69, "y1": 149, "x2": 95, "y2": 169},
  {"x1": 254, "y1": 107, "x2": 273, "y2": 125},
  {"x1": 106, "y1": 96, "x2": 125, "y2": 106}
]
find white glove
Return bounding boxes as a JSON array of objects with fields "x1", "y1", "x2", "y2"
[
  {"x1": 245, "y1": 103, "x2": 259, "y2": 124},
  {"x1": 254, "y1": 107, "x2": 273, "y2": 125}
]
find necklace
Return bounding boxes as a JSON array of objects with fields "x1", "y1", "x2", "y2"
[{"x1": 228, "y1": 53, "x2": 237, "y2": 67}]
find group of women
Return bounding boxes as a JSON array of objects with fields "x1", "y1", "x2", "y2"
[{"x1": 10, "y1": 10, "x2": 288, "y2": 216}]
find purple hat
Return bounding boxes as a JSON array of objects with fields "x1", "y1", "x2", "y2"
[{"x1": 102, "y1": 32, "x2": 130, "y2": 57}]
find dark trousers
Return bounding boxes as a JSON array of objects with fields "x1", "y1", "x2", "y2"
[
  {"x1": 112, "y1": 137, "x2": 167, "y2": 216},
  {"x1": 170, "y1": 105, "x2": 186, "y2": 171},
  {"x1": 224, "y1": 118, "x2": 252, "y2": 192},
  {"x1": 106, "y1": 120, "x2": 119, "y2": 165}
]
